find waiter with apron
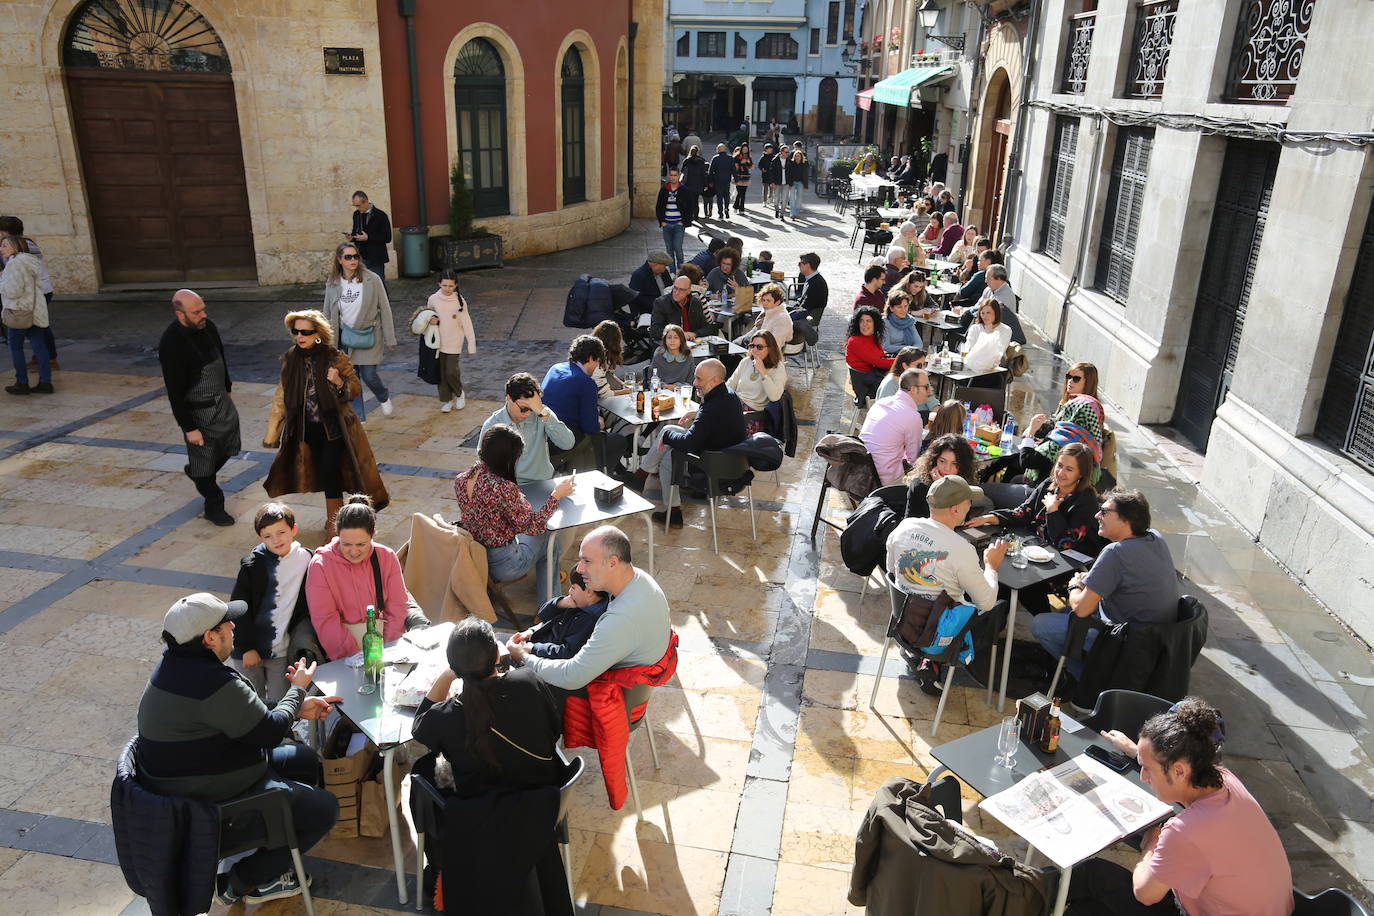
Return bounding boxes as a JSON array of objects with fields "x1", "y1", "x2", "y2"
[{"x1": 158, "y1": 289, "x2": 242, "y2": 526}]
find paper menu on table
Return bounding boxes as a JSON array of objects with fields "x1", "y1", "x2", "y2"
[{"x1": 979, "y1": 754, "x2": 1172, "y2": 869}]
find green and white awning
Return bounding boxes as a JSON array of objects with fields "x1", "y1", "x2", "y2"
[{"x1": 871, "y1": 65, "x2": 954, "y2": 107}]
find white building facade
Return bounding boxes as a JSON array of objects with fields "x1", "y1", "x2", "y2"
[{"x1": 1003, "y1": 0, "x2": 1374, "y2": 642}]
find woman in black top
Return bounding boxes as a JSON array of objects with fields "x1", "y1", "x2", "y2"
[
  {"x1": 411, "y1": 618, "x2": 566, "y2": 797},
  {"x1": 965, "y1": 442, "x2": 1102, "y2": 614}
]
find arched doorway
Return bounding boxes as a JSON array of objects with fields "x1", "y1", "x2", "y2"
[
  {"x1": 454, "y1": 38, "x2": 510, "y2": 217},
  {"x1": 817, "y1": 77, "x2": 838, "y2": 134},
  {"x1": 561, "y1": 47, "x2": 586, "y2": 205},
  {"x1": 63, "y1": 0, "x2": 256, "y2": 285},
  {"x1": 978, "y1": 70, "x2": 1012, "y2": 241}
]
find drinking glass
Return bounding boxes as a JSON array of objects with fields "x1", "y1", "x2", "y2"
[
  {"x1": 995, "y1": 716, "x2": 1021, "y2": 768},
  {"x1": 1005, "y1": 536, "x2": 1026, "y2": 569}
]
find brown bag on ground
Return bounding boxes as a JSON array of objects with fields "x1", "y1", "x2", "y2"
[{"x1": 893, "y1": 590, "x2": 955, "y2": 653}]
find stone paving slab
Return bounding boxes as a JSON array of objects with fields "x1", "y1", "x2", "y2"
[{"x1": 0, "y1": 205, "x2": 1371, "y2": 912}]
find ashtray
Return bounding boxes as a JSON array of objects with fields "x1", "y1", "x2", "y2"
[{"x1": 594, "y1": 482, "x2": 623, "y2": 504}]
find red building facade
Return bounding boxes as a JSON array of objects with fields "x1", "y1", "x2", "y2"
[{"x1": 375, "y1": 3, "x2": 660, "y2": 257}]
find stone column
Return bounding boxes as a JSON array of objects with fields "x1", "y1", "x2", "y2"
[{"x1": 740, "y1": 76, "x2": 756, "y2": 135}]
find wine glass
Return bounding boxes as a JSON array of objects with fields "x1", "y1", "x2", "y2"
[{"x1": 995, "y1": 716, "x2": 1021, "y2": 768}]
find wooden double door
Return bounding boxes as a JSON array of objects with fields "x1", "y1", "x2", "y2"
[{"x1": 66, "y1": 70, "x2": 256, "y2": 285}]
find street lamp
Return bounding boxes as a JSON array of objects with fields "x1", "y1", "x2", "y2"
[
  {"x1": 839, "y1": 36, "x2": 858, "y2": 72},
  {"x1": 917, "y1": 0, "x2": 966, "y2": 52}
]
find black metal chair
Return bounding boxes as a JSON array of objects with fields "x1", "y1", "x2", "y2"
[
  {"x1": 1078, "y1": 689, "x2": 1173, "y2": 739},
  {"x1": 410, "y1": 751, "x2": 586, "y2": 908},
  {"x1": 1293, "y1": 888, "x2": 1371, "y2": 915},
  {"x1": 952, "y1": 385, "x2": 1007, "y2": 422},
  {"x1": 114, "y1": 738, "x2": 316, "y2": 916},
  {"x1": 872, "y1": 573, "x2": 1007, "y2": 738},
  {"x1": 668, "y1": 448, "x2": 755, "y2": 553},
  {"x1": 846, "y1": 367, "x2": 882, "y2": 435},
  {"x1": 1047, "y1": 595, "x2": 1208, "y2": 703}
]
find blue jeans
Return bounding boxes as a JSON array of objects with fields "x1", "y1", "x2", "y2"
[
  {"x1": 1030, "y1": 610, "x2": 1101, "y2": 680},
  {"x1": 788, "y1": 182, "x2": 804, "y2": 217},
  {"x1": 221, "y1": 743, "x2": 338, "y2": 893},
  {"x1": 8, "y1": 326, "x2": 51, "y2": 386},
  {"x1": 487, "y1": 530, "x2": 554, "y2": 604},
  {"x1": 661, "y1": 224, "x2": 685, "y2": 271},
  {"x1": 349, "y1": 361, "x2": 390, "y2": 420}
]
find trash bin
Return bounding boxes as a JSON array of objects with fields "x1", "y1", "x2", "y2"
[{"x1": 398, "y1": 226, "x2": 430, "y2": 278}]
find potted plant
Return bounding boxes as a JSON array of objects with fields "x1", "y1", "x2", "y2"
[{"x1": 432, "y1": 164, "x2": 504, "y2": 271}]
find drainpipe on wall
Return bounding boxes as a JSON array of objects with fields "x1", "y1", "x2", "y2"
[
  {"x1": 629, "y1": 20, "x2": 639, "y2": 207},
  {"x1": 956, "y1": 7, "x2": 988, "y2": 215},
  {"x1": 995, "y1": 0, "x2": 1042, "y2": 251},
  {"x1": 1054, "y1": 114, "x2": 1105, "y2": 355},
  {"x1": 399, "y1": 0, "x2": 427, "y2": 228}
]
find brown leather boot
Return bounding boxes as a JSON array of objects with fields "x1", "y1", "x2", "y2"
[{"x1": 324, "y1": 497, "x2": 344, "y2": 540}]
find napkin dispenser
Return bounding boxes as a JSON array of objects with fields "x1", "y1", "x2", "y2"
[
  {"x1": 1017, "y1": 693, "x2": 1053, "y2": 745},
  {"x1": 709, "y1": 340, "x2": 729, "y2": 355},
  {"x1": 594, "y1": 481, "x2": 623, "y2": 505}
]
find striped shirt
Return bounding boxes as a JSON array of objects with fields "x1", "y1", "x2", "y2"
[{"x1": 664, "y1": 186, "x2": 682, "y2": 224}]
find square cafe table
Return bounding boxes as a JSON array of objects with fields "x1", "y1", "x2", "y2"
[
  {"x1": 961, "y1": 526, "x2": 1084, "y2": 712},
  {"x1": 930, "y1": 716, "x2": 1165, "y2": 916},
  {"x1": 927, "y1": 363, "x2": 1008, "y2": 401},
  {"x1": 520, "y1": 469, "x2": 655, "y2": 599},
  {"x1": 311, "y1": 645, "x2": 425, "y2": 904},
  {"x1": 600, "y1": 390, "x2": 698, "y2": 473}
]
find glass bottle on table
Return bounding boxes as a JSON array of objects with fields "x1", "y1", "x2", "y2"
[
  {"x1": 1041, "y1": 697, "x2": 1062, "y2": 753},
  {"x1": 635, "y1": 381, "x2": 646, "y2": 415},
  {"x1": 360, "y1": 604, "x2": 383, "y2": 693}
]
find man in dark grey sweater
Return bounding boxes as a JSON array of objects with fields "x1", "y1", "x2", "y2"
[{"x1": 136, "y1": 593, "x2": 341, "y2": 905}]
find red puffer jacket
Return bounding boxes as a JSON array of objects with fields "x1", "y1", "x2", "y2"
[{"x1": 562, "y1": 631, "x2": 680, "y2": 809}]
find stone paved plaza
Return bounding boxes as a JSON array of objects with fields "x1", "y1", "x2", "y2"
[{"x1": 0, "y1": 196, "x2": 1371, "y2": 914}]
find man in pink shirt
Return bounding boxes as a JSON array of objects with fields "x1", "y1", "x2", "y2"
[
  {"x1": 859, "y1": 369, "x2": 930, "y2": 485},
  {"x1": 1068, "y1": 697, "x2": 1294, "y2": 916}
]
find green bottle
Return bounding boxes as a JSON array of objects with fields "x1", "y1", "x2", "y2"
[{"x1": 362, "y1": 605, "x2": 383, "y2": 681}]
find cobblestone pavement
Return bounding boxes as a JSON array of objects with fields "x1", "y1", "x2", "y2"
[{"x1": 1, "y1": 192, "x2": 1371, "y2": 914}]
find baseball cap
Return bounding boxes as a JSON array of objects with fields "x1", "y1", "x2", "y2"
[
  {"x1": 647, "y1": 250, "x2": 673, "y2": 266},
  {"x1": 927, "y1": 475, "x2": 983, "y2": 510},
  {"x1": 163, "y1": 593, "x2": 247, "y2": 645}
]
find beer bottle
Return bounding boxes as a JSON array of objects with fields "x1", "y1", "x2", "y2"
[
  {"x1": 362, "y1": 605, "x2": 384, "y2": 682},
  {"x1": 1041, "y1": 697, "x2": 1062, "y2": 753},
  {"x1": 635, "y1": 383, "x2": 646, "y2": 415}
]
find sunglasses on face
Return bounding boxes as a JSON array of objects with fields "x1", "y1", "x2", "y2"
[
  {"x1": 1065, "y1": 374, "x2": 1083, "y2": 383},
  {"x1": 291, "y1": 328, "x2": 316, "y2": 336},
  {"x1": 748, "y1": 343, "x2": 767, "y2": 350},
  {"x1": 340, "y1": 254, "x2": 360, "y2": 261},
  {"x1": 1096, "y1": 507, "x2": 1118, "y2": 517}
]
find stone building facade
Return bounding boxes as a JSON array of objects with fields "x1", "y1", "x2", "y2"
[
  {"x1": 6, "y1": 0, "x2": 392, "y2": 291},
  {"x1": 4, "y1": 0, "x2": 664, "y2": 292},
  {"x1": 1001, "y1": 0, "x2": 1374, "y2": 641}
]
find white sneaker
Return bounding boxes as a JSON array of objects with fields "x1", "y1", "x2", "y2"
[
  {"x1": 440, "y1": 400, "x2": 453, "y2": 413},
  {"x1": 454, "y1": 395, "x2": 466, "y2": 410},
  {"x1": 380, "y1": 399, "x2": 394, "y2": 417}
]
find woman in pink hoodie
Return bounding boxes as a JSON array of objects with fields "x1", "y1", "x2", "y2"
[{"x1": 306, "y1": 494, "x2": 409, "y2": 659}]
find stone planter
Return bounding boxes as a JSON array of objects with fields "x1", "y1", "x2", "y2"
[{"x1": 432, "y1": 233, "x2": 504, "y2": 272}]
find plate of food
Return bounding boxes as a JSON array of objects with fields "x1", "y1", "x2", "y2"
[{"x1": 1023, "y1": 545, "x2": 1055, "y2": 564}]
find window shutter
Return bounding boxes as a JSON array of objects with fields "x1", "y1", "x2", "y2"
[
  {"x1": 1095, "y1": 128, "x2": 1153, "y2": 304},
  {"x1": 1040, "y1": 116, "x2": 1079, "y2": 261},
  {"x1": 1316, "y1": 204, "x2": 1374, "y2": 470}
]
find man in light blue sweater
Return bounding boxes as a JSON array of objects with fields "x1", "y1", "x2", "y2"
[
  {"x1": 480, "y1": 372, "x2": 575, "y2": 484},
  {"x1": 505, "y1": 525, "x2": 670, "y2": 691}
]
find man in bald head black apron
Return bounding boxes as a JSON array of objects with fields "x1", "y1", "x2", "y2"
[{"x1": 158, "y1": 290, "x2": 242, "y2": 526}]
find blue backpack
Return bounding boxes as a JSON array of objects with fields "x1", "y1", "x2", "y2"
[{"x1": 922, "y1": 603, "x2": 976, "y2": 664}]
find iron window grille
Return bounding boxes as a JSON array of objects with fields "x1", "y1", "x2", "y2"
[
  {"x1": 1224, "y1": 0, "x2": 1313, "y2": 104},
  {"x1": 1061, "y1": 11, "x2": 1096, "y2": 95},
  {"x1": 1126, "y1": 0, "x2": 1177, "y2": 99}
]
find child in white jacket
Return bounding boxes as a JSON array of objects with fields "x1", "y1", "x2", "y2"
[{"x1": 426, "y1": 270, "x2": 477, "y2": 411}]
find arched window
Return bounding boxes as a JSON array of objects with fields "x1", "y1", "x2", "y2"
[
  {"x1": 561, "y1": 48, "x2": 586, "y2": 205},
  {"x1": 64, "y1": 0, "x2": 230, "y2": 72},
  {"x1": 454, "y1": 38, "x2": 509, "y2": 217}
]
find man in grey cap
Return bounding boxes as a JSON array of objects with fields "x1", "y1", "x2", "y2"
[
  {"x1": 886, "y1": 476, "x2": 1008, "y2": 691},
  {"x1": 136, "y1": 593, "x2": 342, "y2": 905},
  {"x1": 628, "y1": 249, "x2": 675, "y2": 317}
]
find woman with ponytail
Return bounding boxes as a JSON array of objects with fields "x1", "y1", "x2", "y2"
[
  {"x1": 411, "y1": 618, "x2": 566, "y2": 796},
  {"x1": 1066, "y1": 697, "x2": 1293, "y2": 916}
]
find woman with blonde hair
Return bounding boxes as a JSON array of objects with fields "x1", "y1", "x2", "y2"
[
  {"x1": 923, "y1": 399, "x2": 967, "y2": 446},
  {"x1": 264, "y1": 309, "x2": 389, "y2": 537},
  {"x1": 323, "y1": 241, "x2": 396, "y2": 420}
]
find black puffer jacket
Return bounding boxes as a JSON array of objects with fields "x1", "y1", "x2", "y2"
[{"x1": 111, "y1": 738, "x2": 221, "y2": 916}]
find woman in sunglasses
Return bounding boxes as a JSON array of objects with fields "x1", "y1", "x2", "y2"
[
  {"x1": 727, "y1": 330, "x2": 787, "y2": 433},
  {"x1": 323, "y1": 242, "x2": 397, "y2": 421},
  {"x1": 985, "y1": 361, "x2": 1107, "y2": 487},
  {"x1": 264, "y1": 309, "x2": 389, "y2": 537}
]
